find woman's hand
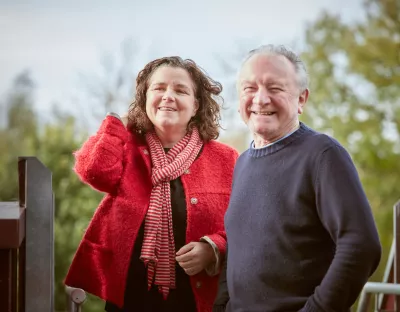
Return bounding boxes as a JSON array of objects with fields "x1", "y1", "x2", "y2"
[{"x1": 176, "y1": 242, "x2": 216, "y2": 276}]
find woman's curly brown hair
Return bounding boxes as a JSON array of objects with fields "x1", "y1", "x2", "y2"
[{"x1": 127, "y1": 56, "x2": 223, "y2": 141}]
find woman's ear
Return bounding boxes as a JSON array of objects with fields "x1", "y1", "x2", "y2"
[{"x1": 192, "y1": 99, "x2": 199, "y2": 117}]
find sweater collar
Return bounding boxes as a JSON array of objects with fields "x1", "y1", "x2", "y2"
[{"x1": 248, "y1": 122, "x2": 310, "y2": 158}]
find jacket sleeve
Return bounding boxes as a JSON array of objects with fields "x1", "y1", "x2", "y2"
[
  {"x1": 301, "y1": 144, "x2": 382, "y2": 312},
  {"x1": 204, "y1": 231, "x2": 227, "y2": 258},
  {"x1": 206, "y1": 146, "x2": 239, "y2": 258},
  {"x1": 73, "y1": 114, "x2": 130, "y2": 194},
  {"x1": 213, "y1": 242, "x2": 229, "y2": 312},
  {"x1": 201, "y1": 233, "x2": 224, "y2": 276},
  {"x1": 204, "y1": 147, "x2": 239, "y2": 273}
]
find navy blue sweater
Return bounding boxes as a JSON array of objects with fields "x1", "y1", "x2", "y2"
[{"x1": 223, "y1": 123, "x2": 381, "y2": 312}]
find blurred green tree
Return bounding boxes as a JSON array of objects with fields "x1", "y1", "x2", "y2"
[{"x1": 0, "y1": 71, "x2": 104, "y2": 311}]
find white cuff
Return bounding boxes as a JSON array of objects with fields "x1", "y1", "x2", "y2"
[{"x1": 200, "y1": 236, "x2": 220, "y2": 276}]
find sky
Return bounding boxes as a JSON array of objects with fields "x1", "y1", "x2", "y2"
[{"x1": 0, "y1": 0, "x2": 364, "y2": 124}]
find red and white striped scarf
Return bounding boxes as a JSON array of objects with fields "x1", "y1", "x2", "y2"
[{"x1": 140, "y1": 128, "x2": 203, "y2": 299}]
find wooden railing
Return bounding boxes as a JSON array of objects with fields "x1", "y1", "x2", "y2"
[{"x1": 0, "y1": 157, "x2": 86, "y2": 312}]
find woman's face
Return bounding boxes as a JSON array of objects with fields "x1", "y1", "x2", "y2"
[{"x1": 145, "y1": 65, "x2": 198, "y2": 134}]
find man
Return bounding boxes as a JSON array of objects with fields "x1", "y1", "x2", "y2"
[{"x1": 213, "y1": 45, "x2": 381, "y2": 312}]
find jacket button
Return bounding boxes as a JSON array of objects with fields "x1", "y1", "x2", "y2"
[
  {"x1": 195, "y1": 281, "x2": 202, "y2": 289},
  {"x1": 191, "y1": 198, "x2": 198, "y2": 204},
  {"x1": 143, "y1": 149, "x2": 149, "y2": 155},
  {"x1": 184, "y1": 169, "x2": 190, "y2": 174}
]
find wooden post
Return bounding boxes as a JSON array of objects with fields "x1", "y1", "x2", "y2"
[
  {"x1": 0, "y1": 249, "x2": 13, "y2": 311},
  {"x1": 19, "y1": 157, "x2": 54, "y2": 312},
  {"x1": 0, "y1": 156, "x2": 54, "y2": 312}
]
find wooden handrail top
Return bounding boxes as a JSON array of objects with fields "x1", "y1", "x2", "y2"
[{"x1": 0, "y1": 202, "x2": 26, "y2": 249}]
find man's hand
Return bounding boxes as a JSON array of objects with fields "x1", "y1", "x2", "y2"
[{"x1": 176, "y1": 242, "x2": 216, "y2": 276}]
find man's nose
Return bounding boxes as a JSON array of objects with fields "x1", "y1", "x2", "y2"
[{"x1": 253, "y1": 88, "x2": 271, "y2": 105}]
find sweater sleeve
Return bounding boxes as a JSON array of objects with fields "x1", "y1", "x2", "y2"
[
  {"x1": 73, "y1": 114, "x2": 129, "y2": 194},
  {"x1": 303, "y1": 144, "x2": 382, "y2": 312}
]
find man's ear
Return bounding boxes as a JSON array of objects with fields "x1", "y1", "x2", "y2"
[{"x1": 298, "y1": 88, "x2": 309, "y2": 115}]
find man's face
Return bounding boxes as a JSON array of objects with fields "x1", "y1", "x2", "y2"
[{"x1": 237, "y1": 53, "x2": 308, "y2": 145}]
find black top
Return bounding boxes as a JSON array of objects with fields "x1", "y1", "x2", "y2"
[{"x1": 105, "y1": 148, "x2": 197, "y2": 312}]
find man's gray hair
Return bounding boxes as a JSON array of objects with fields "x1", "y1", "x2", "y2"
[{"x1": 239, "y1": 44, "x2": 309, "y2": 92}]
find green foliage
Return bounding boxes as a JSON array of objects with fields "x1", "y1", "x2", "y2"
[
  {"x1": 0, "y1": 71, "x2": 104, "y2": 311},
  {"x1": 300, "y1": 0, "x2": 400, "y2": 286}
]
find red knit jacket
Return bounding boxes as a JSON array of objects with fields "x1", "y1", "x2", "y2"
[{"x1": 64, "y1": 116, "x2": 238, "y2": 312}]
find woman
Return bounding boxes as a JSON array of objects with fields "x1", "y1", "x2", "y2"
[{"x1": 64, "y1": 56, "x2": 238, "y2": 312}]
